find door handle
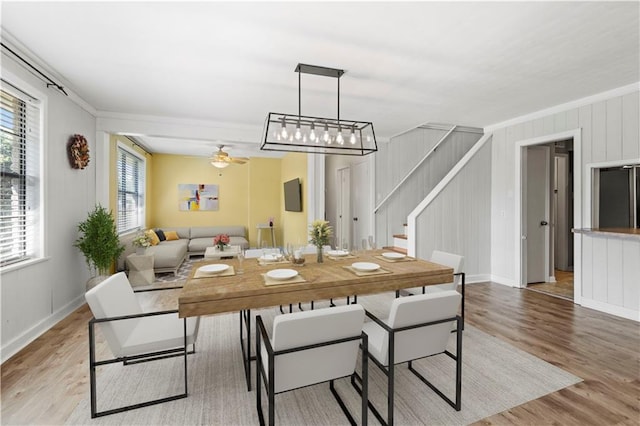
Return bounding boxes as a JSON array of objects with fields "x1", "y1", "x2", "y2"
[
  {"x1": 353, "y1": 217, "x2": 358, "y2": 221},
  {"x1": 540, "y1": 220, "x2": 548, "y2": 226}
]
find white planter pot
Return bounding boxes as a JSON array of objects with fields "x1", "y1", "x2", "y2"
[{"x1": 136, "y1": 247, "x2": 148, "y2": 255}]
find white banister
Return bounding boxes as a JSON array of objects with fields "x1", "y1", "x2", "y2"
[
  {"x1": 374, "y1": 125, "x2": 457, "y2": 213},
  {"x1": 407, "y1": 132, "x2": 493, "y2": 257}
]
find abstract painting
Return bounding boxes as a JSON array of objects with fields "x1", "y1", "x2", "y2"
[{"x1": 178, "y1": 184, "x2": 219, "y2": 211}]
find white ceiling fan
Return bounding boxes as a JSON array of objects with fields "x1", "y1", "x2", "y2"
[{"x1": 209, "y1": 145, "x2": 249, "y2": 169}]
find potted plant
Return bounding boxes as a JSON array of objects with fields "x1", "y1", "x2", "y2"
[
  {"x1": 74, "y1": 204, "x2": 125, "y2": 290},
  {"x1": 309, "y1": 220, "x2": 332, "y2": 263},
  {"x1": 132, "y1": 231, "x2": 152, "y2": 255},
  {"x1": 213, "y1": 233, "x2": 230, "y2": 251}
]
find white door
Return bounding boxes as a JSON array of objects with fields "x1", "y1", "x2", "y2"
[
  {"x1": 525, "y1": 146, "x2": 551, "y2": 284},
  {"x1": 336, "y1": 167, "x2": 351, "y2": 249},
  {"x1": 351, "y1": 160, "x2": 371, "y2": 249}
]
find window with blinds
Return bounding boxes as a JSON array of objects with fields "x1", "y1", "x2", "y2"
[
  {"x1": 0, "y1": 86, "x2": 41, "y2": 266},
  {"x1": 116, "y1": 145, "x2": 145, "y2": 233}
]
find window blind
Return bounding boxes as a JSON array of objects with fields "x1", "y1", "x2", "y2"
[
  {"x1": 117, "y1": 146, "x2": 145, "y2": 233},
  {"x1": 0, "y1": 87, "x2": 40, "y2": 266}
]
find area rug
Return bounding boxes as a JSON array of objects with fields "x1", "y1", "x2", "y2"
[
  {"x1": 67, "y1": 294, "x2": 581, "y2": 425},
  {"x1": 153, "y1": 257, "x2": 199, "y2": 284}
]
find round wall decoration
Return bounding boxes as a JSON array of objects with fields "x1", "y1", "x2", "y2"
[{"x1": 68, "y1": 134, "x2": 90, "y2": 169}]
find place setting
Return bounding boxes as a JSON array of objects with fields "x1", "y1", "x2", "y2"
[
  {"x1": 343, "y1": 261, "x2": 392, "y2": 277},
  {"x1": 374, "y1": 251, "x2": 416, "y2": 263},
  {"x1": 262, "y1": 268, "x2": 307, "y2": 286},
  {"x1": 326, "y1": 249, "x2": 357, "y2": 260},
  {"x1": 193, "y1": 263, "x2": 236, "y2": 278},
  {"x1": 257, "y1": 251, "x2": 289, "y2": 266}
]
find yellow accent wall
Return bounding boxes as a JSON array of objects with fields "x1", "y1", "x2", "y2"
[
  {"x1": 149, "y1": 154, "x2": 250, "y2": 228},
  {"x1": 281, "y1": 153, "x2": 309, "y2": 246},
  {"x1": 108, "y1": 138, "x2": 307, "y2": 248},
  {"x1": 247, "y1": 158, "x2": 282, "y2": 247}
]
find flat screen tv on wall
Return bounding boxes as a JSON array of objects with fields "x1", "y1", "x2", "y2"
[{"x1": 284, "y1": 178, "x2": 302, "y2": 212}]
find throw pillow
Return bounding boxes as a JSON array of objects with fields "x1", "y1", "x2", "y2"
[
  {"x1": 155, "y1": 229, "x2": 166, "y2": 242},
  {"x1": 164, "y1": 230, "x2": 179, "y2": 241},
  {"x1": 145, "y1": 229, "x2": 160, "y2": 246}
]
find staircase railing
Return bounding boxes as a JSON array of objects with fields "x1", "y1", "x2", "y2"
[{"x1": 374, "y1": 125, "x2": 457, "y2": 213}]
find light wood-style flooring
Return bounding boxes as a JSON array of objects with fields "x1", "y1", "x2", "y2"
[{"x1": 2, "y1": 283, "x2": 639, "y2": 425}]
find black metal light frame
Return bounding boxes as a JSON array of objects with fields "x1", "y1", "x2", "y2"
[{"x1": 260, "y1": 63, "x2": 377, "y2": 156}]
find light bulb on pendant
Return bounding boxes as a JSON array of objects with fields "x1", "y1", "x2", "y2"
[
  {"x1": 309, "y1": 123, "x2": 316, "y2": 142},
  {"x1": 280, "y1": 118, "x2": 288, "y2": 139},
  {"x1": 294, "y1": 122, "x2": 302, "y2": 140},
  {"x1": 349, "y1": 127, "x2": 357, "y2": 144},
  {"x1": 302, "y1": 133, "x2": 307, "y2": 143},
  {"x1": 323, "y1": 123, "x2": 330, "y2": 142},
  {"x1": 336, "y1": 126, "x2": 343, "y2": 144},
  {"x1": 366, "y1": 134, "x2": 372, "y2": 143}
]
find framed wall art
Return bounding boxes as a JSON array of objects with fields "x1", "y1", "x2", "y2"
[{"x1": 178, "y1": 184, "x2": 219, "y2": 211}]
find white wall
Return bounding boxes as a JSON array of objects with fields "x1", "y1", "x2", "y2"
[
  {"x1": 489, "y1": 85, "x2": 640, "y2": 320},
  {"x1": 414, "y1": 141, "x2": 493, "y2": 281},
  {"x1": 1, "y1": 58, "x2": 97, "y2": 362}
]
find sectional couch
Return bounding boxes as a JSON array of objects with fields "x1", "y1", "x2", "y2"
[{"x1": 118, "y1": 225, "x2": 249, "y2": 275}]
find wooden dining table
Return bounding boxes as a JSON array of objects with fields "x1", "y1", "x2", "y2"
[{"x1": 178, "y1": 249, "x2": 454, "y2": 390}]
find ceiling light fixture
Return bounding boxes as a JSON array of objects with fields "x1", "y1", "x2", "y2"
[
  {"x1": 260, "y1": 63, "x2": 377, "y2": 156},
  {"x1": 211, "y1": 160, "x2": 230, "y2": 169}
]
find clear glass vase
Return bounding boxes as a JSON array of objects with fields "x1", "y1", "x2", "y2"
[{"x1": 316, "y1": 246, "x2": 323, "y2": 263}]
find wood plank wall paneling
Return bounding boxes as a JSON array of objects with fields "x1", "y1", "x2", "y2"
[
  {"x1": 622, "y1": 239, "x2": 640, "y2": 310},
  {"x1": 416, "y1": 142, "x2": 492, "y2": 276},
  {"x1": 375, "y1": 127, "x2": 482, "y2": 249},
  {"x1": 490, "y1": 88, "x2": 640, "y2": 319},
  {"x1": 622, "y1": 91, "x2": 640, "y2": 159}
]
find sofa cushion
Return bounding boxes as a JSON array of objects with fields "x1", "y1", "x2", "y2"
[
  {"x1": 162, "y1": 227, "x2": 190, "y2": 239},
  {"x1": 146, "y1": 229, "x2": 160, "y2": 246},
  {"x1": 190, "y1": 226, "x2": 246, "y2": 238},
  {"x1": 164, "y1": 231, "x2": 179, "y2": 241},
  {"x1": 148, "y1": 240, "x2": 188, "y2": 269},
  {"x1": 155, "y1": 229, "x2": 166, "y2": 241}
]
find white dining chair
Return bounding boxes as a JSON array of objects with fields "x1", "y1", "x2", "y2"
[
  {"x1": 400, "y1": 250, "x2": 465, "y2": 327},
  {"x1": 358, "y1": 290, "x2": 462, "y2": 426},
  {"x1": 256, "y1": 305, "x2": 369, "y2": 425},
  {"x1": 85, "y1": 272, "x2": 200, "y2": 418}
]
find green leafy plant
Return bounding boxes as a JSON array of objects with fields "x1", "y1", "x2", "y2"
[
  {"x1": 74, "y1": 204, "x2": 124, "y2": 276},
  {"x1": 309, "y1": 220, "x2": 333, "y2": 248}
]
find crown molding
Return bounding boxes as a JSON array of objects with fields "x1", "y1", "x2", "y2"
[
  {"x1": 0, "y1": 28, "x2": 97, "y2": 116},
  {"x1": 484, "y1": 82, "x2": 640, "y2": 133}
]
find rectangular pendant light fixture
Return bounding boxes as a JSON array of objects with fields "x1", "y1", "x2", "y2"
[{"x1": 260, "y1": 64, "x2": 377, "y2": 156}]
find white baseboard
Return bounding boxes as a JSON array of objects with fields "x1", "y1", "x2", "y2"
[
  {"x1": 1, "y1": 295, "x2": 86, "y2": 364},
  {"x1": 466, "y1": 274, "x2": 492, "y2": 284},
  {"x1": 579, "y1": 298, "x2": 640, "y2": 322},
  {"x1": 490, "y1": 275, "x2": 518, "y2": 287}
]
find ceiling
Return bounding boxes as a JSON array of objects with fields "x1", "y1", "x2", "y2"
[{"x1": 1, "y1": 1, "x2": 638, "y2": 158}]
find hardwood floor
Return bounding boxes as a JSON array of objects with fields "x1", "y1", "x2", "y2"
[
  {"x1": 527, "y1": 270, "x2": 574, "y2": 300},
  {"x1": 2, "y1": 283, "x2": 639, "y2": 425}
]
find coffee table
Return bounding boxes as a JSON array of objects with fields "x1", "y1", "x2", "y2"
[{"x1": 204, "y1": 245, "x2": 240, "y2": 259}]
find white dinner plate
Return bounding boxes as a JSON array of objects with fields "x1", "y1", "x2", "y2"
[
  {"x1": 351, "y1": 262, "x2": 380, "y2": 272},
  {"x1": 266, "y1": 269, "x2": 299, "y2": 281},
  {"x1": 327, "y1": 250, "x2": 349, "y2": 257},
  {"x1": 198, "y1": 264, "x2": 230, "y2": 274},
  {"x1": 260, "y1": 254, "x2": 283, "y2": 262},
  {"x1": 382, "y1": 252, "x2": 406, "y2": 260}
]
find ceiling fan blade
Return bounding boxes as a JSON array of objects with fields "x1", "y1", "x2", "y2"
[{"x1": 230, "y1": 157, "x2": 249, "y2": 164}]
